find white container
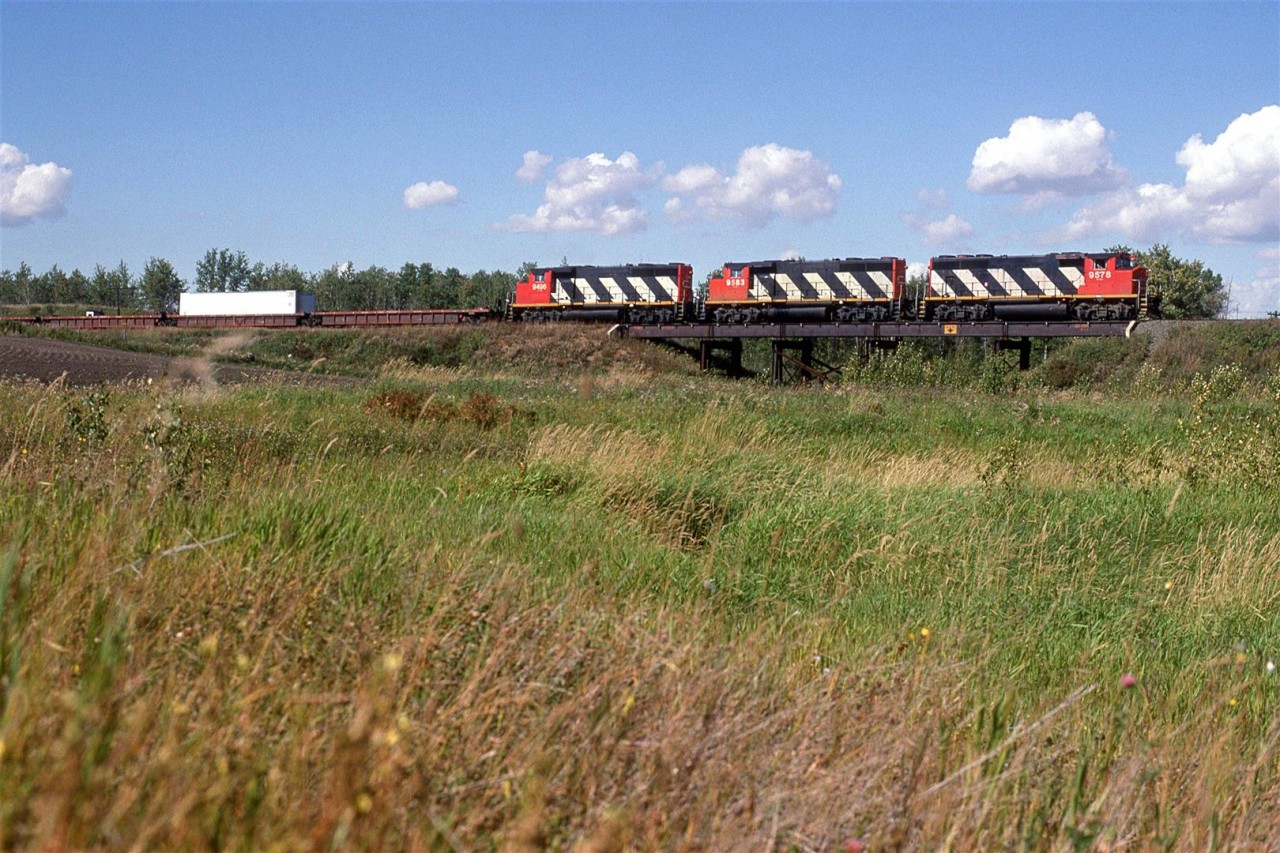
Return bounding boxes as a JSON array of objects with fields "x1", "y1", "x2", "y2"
[{"x1": 179, "y1": 290, "x2": 318, "y2": 316}]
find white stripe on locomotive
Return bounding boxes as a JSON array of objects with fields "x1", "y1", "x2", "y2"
[
  {"x1": 599, "y1": 277, "x2": 625, "y2": 302},
  {"x1": 775, "y1": 274, "x2": 803, "y2": 299},
  {"x1": 809, "y1": 270, "x2": 891, "y2": 300},
  {"x1": 932, "y1": 264, "x2": 1086, "y2": 299},
  {"x1": 748, "y1": 270, "x2": 892, "y2": 301},
  {"x1": 802, "y1": 272, "x2": 830, "y2": 297},
  {"x1": 629, "y1": 275, "x2": 674, "y2": 301},
  {"x1": 548, "y1": 273, "x2": 677, "y2": 305}
]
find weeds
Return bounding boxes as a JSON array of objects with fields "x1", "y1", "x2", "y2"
[
  {"x1": 1, "y1": 352, "x2": 1278, "y2": 849},
  {"x1": 364, "y1": 389, "x2": 534, "y2": 429},
  {"x1": 979, "y1": 437, "x2": 1026, "y2": 495},
  {"x1": 1177, "y1": 365, "x2": 1280, "y2": 486},
  {"x1": 64, "y1": 388, "x2": 110, "y2": 446}
]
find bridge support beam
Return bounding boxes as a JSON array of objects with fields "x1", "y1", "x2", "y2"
[
  {"x1": 996, "y1": 336, "x2": 1033, "y2": 370},
  {"x1": 772, "y1": 339, "x2": 849, "y2": 385},
  {"x1": 848, "y1": 337, "x2": 900, "y2": 367},
  {"x1": 699, "y1": 339, "x2": 747, "y2": 378}
]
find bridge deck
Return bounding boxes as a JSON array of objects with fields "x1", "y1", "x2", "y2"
[{"x1": 616, "y1": 320, "x2": 1138, "y2": 340}]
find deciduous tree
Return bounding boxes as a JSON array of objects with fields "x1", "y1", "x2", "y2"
[
  {"x1": 141, "y1": 257, "x2": 185, "y2": 312},
  {"x1": 195, "y1": 248, "x2": 251, "y2": 292},
  {"x1": 249, "y1": 261, "x2": 310, "y2": 292},
  {"x1": 1108, "y1": 243, "x2": 1226, "y2": 319}
]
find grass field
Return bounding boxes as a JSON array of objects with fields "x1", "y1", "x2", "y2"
[{"x1": 2, "y1": 326, "x2": 1278, "y2": 850}]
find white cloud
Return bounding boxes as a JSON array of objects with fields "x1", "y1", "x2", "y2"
[
  {"x1": 1179, "y1": 109, "x2": 1279, "y2": 205},
  {"x1": 968, "y1": 112, "x2": 1125, "y2": 197},
  {"x1": 0, "y1": 142, "x2": 73, "y2": 226},
  {"x1": 780, "y1": 247, "x2": 803, "y2": 261},
  {"x1": 499, "y1": 151, "x2": 659, "y2": 235},
  {"x1": 403, "y1": 180, "x2": 460, "y2": 210},
  {"x1": 0, "y1": 144, "x2": 26, "y2": 169},
  {"x1": 917, "y1": 187, "x2": 949, "y2": 209},
  {"x1": 902, "y1": 188, "x2": 975, "y2": 246},
  {"x1": 1230, "y1": 246, "x2": 1280, "y2": 317},
  {"x1": 662, "y1": 144, "x2": 842, "y2": 227},
  {"x1": 516, "y1": 150, "x2": 552, "y2": 183},
  {"x1": 1060, "y1": 105, "x2": 1280, "y2": 244},
  {"x1": 906, "y1": 261, "x2": 929, "y2": 280},
  {"x1": 918, "y1": 213, "x2": 975, "y2": 244}
]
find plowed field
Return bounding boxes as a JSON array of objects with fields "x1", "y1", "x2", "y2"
[{"x1": 0, "y1": 335, "x2": 353, "y2": 386}]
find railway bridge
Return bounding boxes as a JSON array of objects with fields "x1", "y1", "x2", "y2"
[
  {"x1": 614, "y1": 320, "x2": 1140, "y2": 383},
  {"x1": 9, "y1": 309, "x2": 1139, "y2": 385}
]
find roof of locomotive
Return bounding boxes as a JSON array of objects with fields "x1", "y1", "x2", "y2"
[
  {"x1": 930, "y1": 252, "x2": 1134, "y2": 268},
  {"x1": 530, "y1": 263, "x2": 689, "y2": 276},
  {"x1": 724, "y1": 257, "x2": 902, "y2": 272}
]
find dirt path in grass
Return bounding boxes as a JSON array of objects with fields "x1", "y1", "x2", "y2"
[{"x1": 0, "y1": 334, "x2": 358, "y2": 388}]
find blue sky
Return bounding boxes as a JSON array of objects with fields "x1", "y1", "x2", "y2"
[{"x1": 2, "y1": 1, "x2": 1278, "y2": 315}]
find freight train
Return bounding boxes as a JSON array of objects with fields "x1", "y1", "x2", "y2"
[
  {"x1": 14, "y1": 250, "x2": 1155, "y2": 331},
  {"x1": 510, "y1": 250, "x2": 1154, "y2": 323}
]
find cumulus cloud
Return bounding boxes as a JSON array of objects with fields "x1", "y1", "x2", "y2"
[
  {"x1": 1059, "y1": 105, "x2": 1280, "y2": 244},
  {"x1": 0, "y1": 142, "x2": 73, "y2": 226},
  {"x1": 516, "y1": 150, "x2": 553, "y2": 183},
  {"x1": 917, "y1": 187, "x2": 949, "y2": 209},
  {"x1": 918, "y1": 213, "x2": 975, "y2": 244},
  {"x1": 403, "y1": 180, "x2": 460, "y2": 210},
  {"x1": 1229, "y1": 246, "x2": 1280, "y2": 317},
  {"x1": 499, "y1": 151, "x2": 659, "y2": 235},
  {"x1": 662, "y1": 144, "x2": 842, "y2": 227},
  {"x1": 902, "y1": 188, "x2": 975, "y2": 246},
  {"x1": 967, "y1": 112, "x2": 1125, "y2": 198},
  {"x1": 906, "y1": 261, "x2": 929, "y2": 281}
]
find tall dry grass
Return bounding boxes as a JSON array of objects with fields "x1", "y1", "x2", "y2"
[{"x1": 1, "y1": 374, "x2": 1277, "y2": 850}]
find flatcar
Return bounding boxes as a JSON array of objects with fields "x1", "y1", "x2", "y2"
[
  {"x1": 509, "y1": 263, "x2": 693, "y2": 323},
  {"x1": 923, "y1": 252, "x2": 1153, "y2": 321},
  {"x1": 704, "y1": 257, "x2": 906, "y2": 323}
]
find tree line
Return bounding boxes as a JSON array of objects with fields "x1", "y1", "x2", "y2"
[
  {"x1": 0, "y1": 244, "x2": 1229, "y2": 319},
  {"x1": 0, "y1": 248, "x2": 535, "y2": 314}
]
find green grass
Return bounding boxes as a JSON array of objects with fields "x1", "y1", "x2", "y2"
[{"x1": 1, "y1": 337, "x2": 1278, "y2": 849}]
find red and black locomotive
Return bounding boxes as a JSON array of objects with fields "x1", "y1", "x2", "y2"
[
  {"x1": 923, "y1": 252, "x2": 1153, "y2": 321},
  {"x1": 508, "y1": 250, "x2": 1155, "y2": 324},
  {"x1": 705, "y1": 257, "x2": 906, "y2": 324},
  {"x1": 510, "y1": 263, "x2": 693, "y2": 323}
]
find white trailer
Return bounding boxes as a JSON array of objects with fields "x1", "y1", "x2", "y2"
[{"x1": 179, "y1": 290, "x2": 318, "y2": 317}]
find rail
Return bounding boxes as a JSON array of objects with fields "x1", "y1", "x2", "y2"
[{"x1": 7, "y1": 308, "x2": 492, "y2": 330}]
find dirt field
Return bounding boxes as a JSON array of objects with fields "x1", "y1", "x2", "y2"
[{"x1": 0, "y1": 334, "x2": 354, "y2": 387}]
